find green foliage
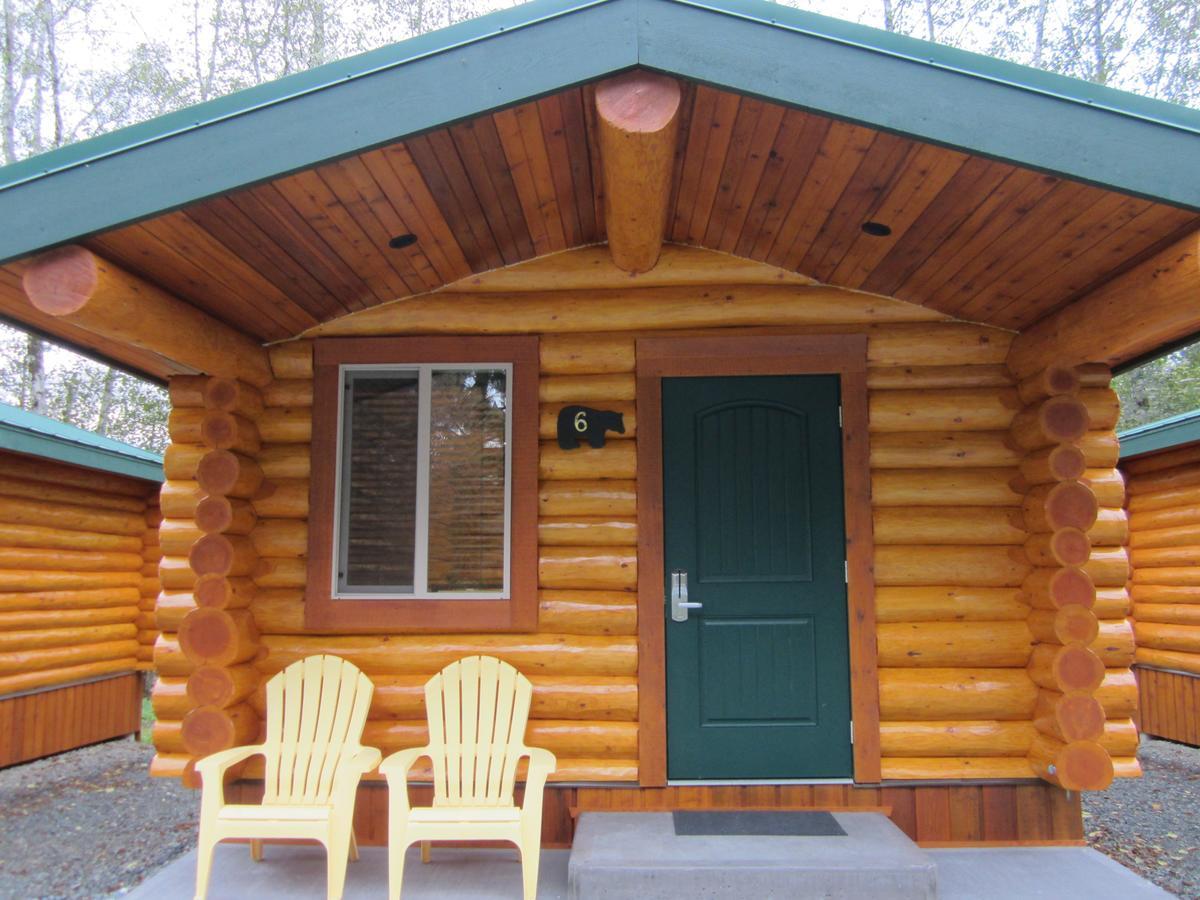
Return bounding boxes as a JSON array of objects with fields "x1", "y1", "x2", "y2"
[{"x1": 1114, "y1": 343, "x2": 1200, "y2": 432}]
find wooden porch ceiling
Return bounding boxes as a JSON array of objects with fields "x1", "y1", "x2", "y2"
[{"x1": 1, "y1": 79, "x2": 1197, "y2": 380}]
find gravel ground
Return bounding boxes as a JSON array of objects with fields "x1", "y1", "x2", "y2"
[
  {"x1": 0, "y1": 738, "x2": 198, "y2": 899},
  {"x1": 1084, "y1": 735, "x2": 1200, "y2": 899},
  {"x1": 0, "y1": 733, "x2": 1197, "y2": 898}
]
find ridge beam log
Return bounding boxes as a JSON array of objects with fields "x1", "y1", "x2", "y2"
[
  {"x1": 595, "y1": 70, "x2": 682, "y2": 274},
  {"x1": 22, "y1": 245, "x2": 272, "y2": 386},
  {"x1": 1007, "y1": 232, "x2": 1200, "y2": 378}
]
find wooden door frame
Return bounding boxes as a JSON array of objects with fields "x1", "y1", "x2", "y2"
[{"x1": 635, "y1": 333, "x2": 880, "y2": 786}]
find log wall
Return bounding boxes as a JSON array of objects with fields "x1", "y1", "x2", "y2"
[
  {"x1": 148, "y1": 248, "x2": 1136, "y2": 792},
  {"x1": 1123, "y1": 442, "x2": 1200, "y2": 745}
]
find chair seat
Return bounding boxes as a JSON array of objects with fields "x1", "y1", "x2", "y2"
[
  {"x1": 219, "y1": 803, "x2": 333, "y2": 823},
  {"x1": 410, "y1": 806, "x2": 522, "y2": 824}
]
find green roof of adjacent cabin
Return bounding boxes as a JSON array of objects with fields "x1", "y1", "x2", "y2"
[
  {"x1": 1119, "y1": 410, "x2": 1200, "y2": 461},
  {"x1": 0, "y1": 403, "x2": 163, "y2": 482},
  {"x1": 0, "y1": 0, "x2": 1198, "y2": 264}
]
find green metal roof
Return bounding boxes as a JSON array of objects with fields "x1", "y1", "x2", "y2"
[
  {"x1": 0, "y1": 402, "x2": 163, "y2": 482},
  {"x1": 1119, "y1": 410, "x2": 1200, "y2": 461},
  {"x1": 0, "y1": 0, "x2": 1198, "y2": 265}
]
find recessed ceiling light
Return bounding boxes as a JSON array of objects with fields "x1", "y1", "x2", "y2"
[
  {"x1": 389, "y1": 233, "x2": 418, "y2": 249},
  {"x1": 861, "y1": 221, "x2": 892, "y2": 237}
]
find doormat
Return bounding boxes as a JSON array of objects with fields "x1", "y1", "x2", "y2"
[{"x1": 672, "y1": 811, "x2": 846, "y2": 836}]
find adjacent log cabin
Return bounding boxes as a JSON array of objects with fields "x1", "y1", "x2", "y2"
[
  {"x1": 0, "y1": 403, "x2": 162, "y2": 767},
  {"x1": 0, "y1": 0, "x2": 1198, "y2": 846},
  {"x1": 1120, "y1": 412, "x2": 1200, "y2": 746}
]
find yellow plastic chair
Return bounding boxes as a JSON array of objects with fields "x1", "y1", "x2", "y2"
[
  {"x1": 193, "y1": 654, "x2": 382, "y2": 900},
  {"x1": 379, "y1": 655, "x2": 557, "y2": 900}
]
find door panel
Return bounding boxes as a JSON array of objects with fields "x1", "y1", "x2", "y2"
[{"x1": 664, "y1": 375, "x2": 851, "y2": 780}]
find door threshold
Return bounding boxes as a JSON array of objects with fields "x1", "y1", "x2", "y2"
[{"x1": 667, "y1": 778, "x2": 856, "y2": 786}]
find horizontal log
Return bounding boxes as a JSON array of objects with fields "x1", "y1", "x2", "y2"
[
  {"x1": 1100, "y1": 719, "x2": 1139, "y2": 758},
  {"x1": 1135, "y1": 647, "x2": 1200, "y2": 676},
  {"x1": 1128, "y1": 484, "x2": 1200, "y2": 515},
  {"x1": 1131, "y1": 566, "x2": 1200, "y2": 586},
  {"x1": 1132, "y1": 543, "x2": 1200, "y2": 568},
  {"x1": 178, "y1": 607, "x2": 260, "y2": 667},
  {"x1": 875, "y1": 546, "x2": 1029, "y2": 587},
  {"x1": 538, "y1": 591, "x2": 637, "y2": 636},
  {"x1": 0, "y1": 452, "x2": 151, "y2": 498},
  {"x1": 182, "y1": 703, "x2": 259, "y2": 756},
  {"x1": 1090, "y1": 620, "x2": 1135, "y2": 667},
  {"x1": 1134, "y1": 621, "x2": 1200, "y2": 654},
  {"x1": 0, "y1": 474, "x2": 145, "y2": 514},
  {"x1": 162, "y1": 444, "x2": 204, "y2": 481},
  {"x1": 153, "y1": 633, "x2": 192, "y2": 677},
  {"x1": 0, "y1": 546, "x2": 143, "y2": 572},
  {"x1": 1022, "y1": 481, "x2": 1097, "y2": 532},
  {"x1": 155, "y1": 591, "x2": 196, "y2": 632},
  {"x1": 1130, "y1": 521, "x2": 1200, "y2": 550},
  {"x1": 257, "y1": 408, "x2": 311, "y2": 444},
  {"x1": 148, "y1": 752, "x2": 195, "y2": 782},
  {"x1": 877, "y1": 668, "x2": 1037, "y2": 720},
  {"x1": 258, "y1": 634, "x2": 638, "y2": 678},
  {"x1": 1088, "y1": 509, "x2": 1129, "y2": 547},
  {"x1": 872, "y1": 468, "x2": 1021, "y2": 506},
  {"x1": 263, "y1": 379, "x2": 313, "y2": 408},
  {"x1": 0, "y1": 638, "x2": 139, "y2": 675},
  {"x1": 195, "y1": 496, "x2": 257, "y2": 535},
  {"x1": 868, "y1": 324, "x2": 1012, "y2": 367},
  {"x1": 160, "y1": 521, "x2": 203, "y2": 556},
  {"x1": 251, "y1": 558, "x2": 305, "y2": 588},
  {"x1": 1033, "y1": 689, "x2": 1105, "y2": 743},
  {"x1": 867, "y1": 364, "x2": 1012, "y2": 390},
  {"x1": 0, "y1": 605, "x2": 139, "y2": 633},
  {"x1": 1083, "y1": 547, "x2": 1131, "y2": 586},
  {"x1": 1126, "y1": 464, "x2": 1200, "y2": 499},
  {"x1": 879, "y1": 720, "x2": 1035, "y2": 757},
  {"x1": 541, "y1": 401, "x2": 636, "y2": 440},
  {"x1": 869, "y1": 432, "x2": 1020, "y2": 469},
  {"x1": 0, "y1": 494, "x2": 146, "y2": 537},
  {"x1": 1027, "y1": 606, "x2": 1099, "y2": 647},
  {"x1": 538, "y1": 480, "x2": 637, "y2": 517},
  {"x1": 1010, "y1": 396, "x2": 1089, "y2": 450},
  {"x1": 1079, "y1": 431, "x2": 1120, "y2": 468},
  {"x1": 269, "y1": 341, "x2": 313, "y2": 380},
  {"x1": 1024, "y1": 529, "x2": 1090, "y2": 568},
  {"x1": 539, "y1": 334, "x2": 636, "y2": 375},
  {"x1": 877, "y1": 621, "x2": 1034, "y2": 667},
  {"x1": 880, "y1": 757, "x2": 1035, "y2": 780},
  {"x1": 1096, "y1": 669, "x2": 1138, "y2": 716},
  {"x1": 362, "y1": 719, "x2": 637, "y2": 759},
  {"x1": 1083, "y1": 469, "x2": 1125, "y2": 508},
  {"x1": 0, "y1": 622, "x2": 136, "y2": 652},
  {"x1": 538, "y1": 547, "x2": 637, "y2": 591},
  {"x1": 873, "y1": 587, "x2": 1028, "y2": 623},
  {"x1": 159, "y1": 481, "x2": 204, "y2": 520},
  {"x1": 187, "y1": 663, "x2": 259, "y2": 709},
  {"x1": 151, "y1": 676, "x2": 191, "y2": 720},
  {"x1": 1133, "y1": 603, "x2": 1200, "y2": 626},
  {"x1": 0, "y1": 587, "x2": 141, "y2": 613},
  {"x1": 1079, "y1": 388, "x2": 1120, "y2": 431},
  {"x1": 0, "y1": 522, "x2": 142, "y2": 555},
  {"x1": 203, "y1": 377, "x2": 262, "y2": 419},
  {"x1": 1028, "y1": 643, "x2": 1105, "y2": 692},
  {"x1": 1019, "y1": 445, "x2": 1087, "y2": 487},
  {"x1": 250, "y1": 520, "x2": 306, "y2": 559},
  {"x1": 312, "y1": 284, "x2": 946, "y2": 337},
  {"x1": 0, "y1": 571, "x2": 142, "y2": 591},
  {"x1": 1124, "y1": 443, "x2": 1200, "y2": 477},
  {"x1": 258, "y1": 444, "x2": 311, "y2": 480},
  {"x1": 873, "y1": 508, "x2": 1023, "y2": 546},
  {"x1": 1016, "y1": 366, "x2": 1080, "y2": 405},
  {"x1": 1028, "y1": 735, "x2": 1113, "y2": 791},
  {"x1": 540, "y1": 441, "x2": 636, "y2": 481},
  {"x1": 0, "y1": 657, "x2": 133, "y2": 696},
  {"x1": 868, "y1": 388, "x2": 1018, "y2": 433},
  {"x1": 1093, "y1": 589, "x2": 1130, "y2": 619},
  {"x1": 250, "y1": 480, "x2": 309, "y2": 520},
  {"x1": 538, "y1": 518, "x2": 637, "y2": 547},
  {"x1": 540, "y1": 374, "x2": 635, "y2": 403},
  {"x1": 1131, "y1": 584, "x2": 1200, "y2": 604}
]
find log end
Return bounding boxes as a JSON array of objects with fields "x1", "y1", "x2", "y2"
[
  {"x1": 1049, "y1": 527, "x2": 1092, "y2": 568},
  {"x1": 595, "y1": 70, "x2": 682, "y2": 134},
  {"x1": 1056, "y1": 740, "x2": 1114, "y2": 792},
  {"x1": 1056, "y1": 692, "x2": 1106, "y2": 742},
  {"x1": 200, "y1": 411, "x2": 238, "y2": 451},
  {"x1": 187, "y1": 665, "x2": 237, "y2": 708},
  {"x1": 1054, "y1": 605, "x2": 1100, "y2": 646},
  {"x1": 195, "y1": 496, "x2": 234, "y2": 534},
  {"x1": 203, "y1": 377, "x2": 240, "y2": 411},
  {"x1": 1047, "y1": 444, "x2": 1087, "y2": 482},
  {"x1": 1041, "y1": 395, "x2": 1090, "y2": 443},
  {"x1": 189, "y1": 533, "x2": 236, "y2": 577},
  {"x1": 178, "y1": 607, "x2": 237, "y2": 664},
  {"x1": 181, "y1": 705, "x2": 246, "y2": 757},
  {"x1": 196, "y1": 450, "x2": 240, "y2": 495},
  {"x1": 21, "y1": 245, "x2": 99, "y2": 316},
  {"x1": 1045, "y1": 366, "x2": 1082, "y2": 396},
  {"x1": 1053, "y1": 644, "x2": 1106, "y2": 693},
  {"x1": 1045, "y1": 481, "x2": 1099, "y2": 531}
]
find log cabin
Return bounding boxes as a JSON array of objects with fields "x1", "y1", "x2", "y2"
[
  {"x1": 0, "y1": 402, "x2": 162, "y2": 767},
  {"x1": 0, "y1": 0, "x2": 1197, "y2": 847},
  {"x1": 1120, "y1": 412, "x2": 1200, "y2": 747}
]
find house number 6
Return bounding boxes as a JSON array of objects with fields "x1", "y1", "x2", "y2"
[{"x1": 574, "y1": 410, "x2": 588, "y2": 432}]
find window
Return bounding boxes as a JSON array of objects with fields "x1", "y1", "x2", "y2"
[{"x1": 306, "y1": 336, "x2": 538, "y2": 632}]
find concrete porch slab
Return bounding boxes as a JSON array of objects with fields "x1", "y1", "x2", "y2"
[{"x1": 567, "y1": 812, "x2": 937, "y2": 899}]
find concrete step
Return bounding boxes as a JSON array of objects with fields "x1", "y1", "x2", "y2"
[{"x1": 567, "y1": 811, "x2": 937, "y2": 899}]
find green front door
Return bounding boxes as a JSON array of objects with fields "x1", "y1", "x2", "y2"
[{"x1": 663, "y1": 375, "x2": 852, "y2": 780}]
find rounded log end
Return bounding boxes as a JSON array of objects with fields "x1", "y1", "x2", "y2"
[
  {"x1": 1056, "y1": 692, "x2": 1106, "y2": 742},
  {"x1": 1053, "y1": 644, "x2": 1106, "y2": 693},
  {"x1": 181, "y1": 705, "x2": 239, "y2": 756},
  {"x1": 595, "y1": 70, "x2": 682, "y2": 134},
  {"x1": 203, "y1": 377, "x2": 240, "y2": 411},
  {"x1": 194, "y1": 573, "x2": 234, "y2": 608},
  {"x1": 1045, "y1": 366, "x2": 1082, "y2": 395},
  {"x1": 178, "y1": 607, "x2": 236, "y2": 663},
  {"x1": 1054, "y1": 605, "x2": 1100, "y2": 646},
  {"x1": 200, "y1": 411, "x2": 237, "y2": 450},
  {"x1": 1041, "y1": 396, "x2": 1090, "y2": 443},
  {"x1": 1047, "y1": 444, "x2": 1087, "y2": 482},
  {"x1": 1045, "y1": 481, "x2": 1099, "y2": 531},
  {"x1": 194, "y1": 496, "x2": 234, "y2": 534},
  {"x1": 21, "y1": 246, "x2": 99, "y2": 316},
  {"x1": 187, "y1": 665, "x2": 237, "y2": 708},
  {"x1": 1056, "y1": 741, "x2": 1114, "y2": 792},
  {"x1": 1049, "y1": 527, "x2": 1091, "y2": 567},
  {"x1": 1046, "y1": 567, "x2": 1096, "y2": 608},
  {"x1": 196, "y1": 450, "x2": 240, "y2": 495},
  {"x1": 189, "y1": 533, "x2": 235, "y2": 576}
]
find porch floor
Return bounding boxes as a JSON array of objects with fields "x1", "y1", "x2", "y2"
[{"x1": 127, "y1": 842, "x2": 1171, "y2": 899}]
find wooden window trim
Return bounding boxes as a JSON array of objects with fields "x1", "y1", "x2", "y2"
[
  {"x1": 306, "y1": 336, "x2": 539, "y2": 633},
  {"x1": 635, "y1": 334, "x2": 880, "y2": 785}
]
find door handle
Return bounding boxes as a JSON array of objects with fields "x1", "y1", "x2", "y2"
[{"x1": 670, "y1": 570, "x2": 703, "y2": 622}]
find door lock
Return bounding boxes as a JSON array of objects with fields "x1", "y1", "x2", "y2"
[{"x1": 670, "y1": 570, "x2": 703, "y2": 622}]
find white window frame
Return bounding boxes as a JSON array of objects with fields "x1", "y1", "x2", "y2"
[{"x1": 331, "y1": 362, "x2": 513, "y2": 601}]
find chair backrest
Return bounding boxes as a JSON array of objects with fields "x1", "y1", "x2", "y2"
[
  {"x1": 261, "y1": 654, "x2": 375, "y2": 806},
  {"x1": 425, "y1": 655, "x2": 532, "y2": 807}
]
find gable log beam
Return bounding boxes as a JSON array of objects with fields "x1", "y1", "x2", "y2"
[
  {"x1": 595, "y1": 71, "x2": 682, "y2": 274},
  {"x1": 21, "y1": 245, "x2": 272, "y2": 386},
  {"x1": 1007, "y1": 232, "x2": 1200, "y2": 379}
]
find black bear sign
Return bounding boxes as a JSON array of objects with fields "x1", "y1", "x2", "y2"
[{"x1": 557, "y1": 406, "x2": 626, "y2": 449}]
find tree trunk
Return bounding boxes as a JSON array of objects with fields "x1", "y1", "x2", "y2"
[{"x1": 25, "y1": 333, "x2": 46, "y2": 414}]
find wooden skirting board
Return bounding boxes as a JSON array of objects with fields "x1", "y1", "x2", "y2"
[
  {"x1": 225, "y1": 779, "x2": 1082, "y2": 848},
  {"x1": 1136, "y1": 665, "x2": 1200, "y2": 747},
  {"x1": 0, "y1": 671, "x2": 143, "y2": 767}
]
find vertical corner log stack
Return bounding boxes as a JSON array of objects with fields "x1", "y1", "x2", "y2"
[{"x1": 1009, "y1": 364, "x2": 1133, "y2": 790}]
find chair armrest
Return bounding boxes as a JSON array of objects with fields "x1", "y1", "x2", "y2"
[
  {"x1": 378, "y1": 747, "x2": 432, "y2": 816},
  {"x1": 522, "y1": 747, "x2": 557, "y2": 791},
  {"x1": 330, "y1": 745, "x2": 384, "y2": 808},
  {"x1": 194, "y1": 745, "x2": 265, "y2": 812}
]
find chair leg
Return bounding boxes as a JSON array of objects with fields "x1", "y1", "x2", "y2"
[
  {"x1": 388, "y1": 830, "x2": 410, "y2": 900},
  {"x1": 349, "y1": 830, "x2": 359, "y2": 862},
  {"x1": 194, "y1": 835, "x2": 218, "y2": 900},
  {"x1": 250, "y1": 839, "x2": 263, "y2": 862},
  {"x1": 420, "y1": 841, "x2": 431, "y2": 864},
  {"x1": 325, "y1": 834, "x2": 352, "y2": 900},
  {"x1": 518, "y1": 836, "x2": 541, "y2": 900}
]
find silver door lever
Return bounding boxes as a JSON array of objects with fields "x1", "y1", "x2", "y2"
[{"x1": 670, "y1": 570, "x2": 703, "y2": 622}]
